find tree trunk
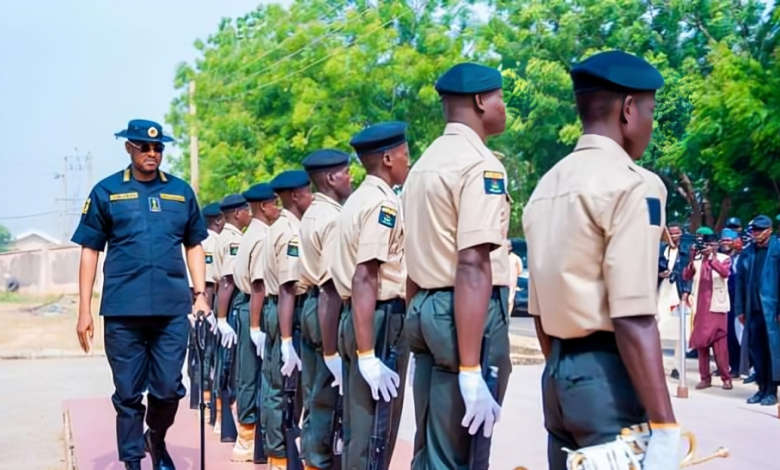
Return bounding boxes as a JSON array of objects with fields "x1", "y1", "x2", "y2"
[
  {"x1": 714, "y1": 196, "x2": 732, "y2": 232},
  {"x1": 679, "y1": 172, "x2": 702, "y2": 232}
]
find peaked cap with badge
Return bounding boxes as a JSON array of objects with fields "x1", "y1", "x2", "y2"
[
  {"x1": 302, "y1": 149, "x2": 351, "y2": 172},
  {"x1": 349, "y1": 121, "x2": 408, "y2": 157},
  {"x1": 220, "y1": 194, "x2": 247, "y2": 211},
  {"x1": 202, "y1": 202, "x2": 222, "y2": 218},
  {"x1": 750, "y1": 215, "x2": 773, "y2": 230},
  {"x1": 242, "y1": 183, "x2": 276, "y2": 202},
  {"x1": 434, "y1": 63, "x2": 503, "y2": 95},
  {"x1": 570, "y1": 50, "x2": 664, "y2": 95},
  {"x1": 114, "y1": 119, "x2": 174, "y2": 143},
  {"x1": 270, "y1": 170, "x2": 310, "y2": 192}
]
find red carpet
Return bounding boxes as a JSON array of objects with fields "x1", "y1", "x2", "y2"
[{"x1": 63, "y1": 397, "x2": 413, "y2": 470}]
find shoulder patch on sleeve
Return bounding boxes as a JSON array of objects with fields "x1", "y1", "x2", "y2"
[
  {"x1": 483, "y1": 171, "x2": 506, "y2": 195},
  {"x1": 82, "y1": 197, "x2": 91, "y2": 214},
  {"x1": 229, "y1": 243, "x2": 240, "y2": 256},
  {"x1": 286, "y1": 236, "x2": 300, "y2": 257},
  {"x1": 646, "y1": 197, "x2": 661, "y2": 226},
  {"x1": 378, "y1": 205, "x2": 397, "y2": 228},
  {"x1": 205, "y1": 252, "x2": 214, "y2": 264}
]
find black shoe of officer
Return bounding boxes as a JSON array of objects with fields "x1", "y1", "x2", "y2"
[
  {"x1": 744, "y1": 373, "x2": 756, "y2": 384},
  {"x1": 124, "y1": 462, "x2": 142, "y2": 470},
  {"x1": 144, "y1": 429, "x2": 176, "y2": 470},
  {"x1": 760, "y1": 394, "x2": 779, "y2": 406},
  {"x1": 746, "y1": 390, "x2": 765, "y2": 404}
]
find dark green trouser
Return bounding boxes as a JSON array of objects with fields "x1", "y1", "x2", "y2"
[
  {"x1": 300, "y1": 288, "x2": 340, "y2": 469},
  {"x1": 543, "y1": 332, "x2": 646, "y2": 470},
  {"x1": 261, "y1": 294, "x2": 305, "y2": 458},
  {"x1": 338, "y1": 298, "x2": 408, "y2": 470},
  {"x1": 212, "y1": 293, "x2": 241, "y2": 402},
  {"x1": 235, "y1": 293, "x2": 262, "y2": 425},
  {"x1": 406, "y1": 287, "x2": 511, "y2": 470}
]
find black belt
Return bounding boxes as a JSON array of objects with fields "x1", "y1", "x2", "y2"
[
  {"x1": 425, "y1": 286, "x2": 503, "y2": 300},
  {"x1": 266, "y1": 293, "x2": 308, "y2": 307},
  {"x1": 555, "y1": 331, "x2": 619, "y2": 356},
  {"x1": 342, "y1": 297, "x2": 405, "y2": 313}
]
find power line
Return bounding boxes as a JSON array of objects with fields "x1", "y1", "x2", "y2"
[{"x1": 0, "y1": 210, "x2": 62, "y2": 220}]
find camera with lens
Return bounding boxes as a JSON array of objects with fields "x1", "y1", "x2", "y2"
[{"x1": 658, "y1": 256, "x2": 678, "y2": 284}]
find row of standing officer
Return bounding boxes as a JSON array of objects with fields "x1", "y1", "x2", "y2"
[{"x1": 193, "y1": 61, "x2": 515, "y2": 470}]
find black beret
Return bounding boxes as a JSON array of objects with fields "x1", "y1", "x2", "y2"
[
  {"x1": 749, "y1": 215, "x2": 772, "y2": 230},
  {"x1": 434, "y1": 63, "x2": 503, "y2": 95},
  {"x1": 270, "y1": 170, "x2": 310, "y2": 192},
  {"x1": 242, "y1": 183, "x2": 276, "y2": 202},
  {"x1": 202, "y1": 202, "x2": 222, "y2": 218},
  {"x1": 302, "y1": 149, "x2": 351, "y2": 172},
  {"x1": 349, "y1": 122, "x2": 408, "y2": 157},
  {"x1": 725, "y1": 217, "x2": 742, "y2": 229},
  {"x1": 219, "y1": 194, "x2": 247, "y2": 211},
  {"x1": 570, "y1": 50, "x2": 664, "y2": 95}
]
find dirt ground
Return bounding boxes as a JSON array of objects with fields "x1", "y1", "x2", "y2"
[{"x1": 0, "y1": 294, "x2": 105, "y2": 355}]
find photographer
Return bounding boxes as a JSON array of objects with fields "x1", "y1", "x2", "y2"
[
  {"x1": 682, "y1": 227, "x2": 733, "y2": 390},
  {"x1": 658, "y1": 221, "x2": 692, "y2": 379}
]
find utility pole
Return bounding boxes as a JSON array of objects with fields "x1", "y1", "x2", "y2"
[
  {"x1": 56, "y1": 151, "x2": 90, "y2": 244},
  {"x1": 59, "y1": 156, "x2": 68, "y2": 243},
  {"x1": 189, "y1": 81, "x2": 200, "y2": 195}
]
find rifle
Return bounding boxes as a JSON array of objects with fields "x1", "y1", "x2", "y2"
[
  {"x1": 367, "y1": 309, "x2": 397, "y2": 470},
  {"x1": 253, "y1": 350, "x2": 268, "y2": 463},
  {"x1": 331, "y1": 394, "x2": 344, "y2": 470},
  {"x1": 219, "y1": 303, "x2": 239, "y2": 443},
  {"x1": 194, "y1": 311, "x2": 210, "y2": 470},
  {"x1": 284, "y1": 330, "x2": 304, "y2": 470},
  {"x1": 468, "y1": 333, "x2": 499, "y2": 470}
]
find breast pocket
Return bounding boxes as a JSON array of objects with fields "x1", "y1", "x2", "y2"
[
  {"x1": 109, "y1": 200, "x2": 144, "y2": 237},
  {"x1": 160, "y1": 198, "x2": 189, "y2": 238}
]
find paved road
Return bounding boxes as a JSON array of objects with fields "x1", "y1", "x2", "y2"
[{"x1": 3, "y1": 333, "x2": 777, "y2": 470}]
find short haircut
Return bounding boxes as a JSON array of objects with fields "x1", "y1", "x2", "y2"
[
  {"x1": 575, "y1": 91, "x2": 626, "y2": 123},
  {"x1": 667, "y1": 221, "x2": 682, "y2": 230}
]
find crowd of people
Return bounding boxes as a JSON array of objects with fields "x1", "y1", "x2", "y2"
[
  {"x1": 71, "y1": 48, "x2": 773, "y2": 470},
  {"x1": 657, "y1": 216, "x2": 780, "y2": 406}
]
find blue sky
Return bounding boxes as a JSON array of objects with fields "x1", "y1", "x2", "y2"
[{"x1": 0, "y1": 0, "x2": 290, "y2": 240}]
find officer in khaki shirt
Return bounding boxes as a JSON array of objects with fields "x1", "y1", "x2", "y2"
[
  {"x1": 401, "y1": 63, "x2": 511, "y2": 470},
  {"x1": 187, "y1": 202, "x2": 223, "y2": 416},
  {"x1": 210, "y1": 194, "x2": 252, "y2": 436},
  {"x1": 260, "y1": 170, "x2": 313, "y2": 470},
  {"x1": 522, "y1": 51, "x2": 680, "y2": 470},
  {"x1": 230, "y1": 183, "x2": 280, "y2": 462},
  {"x1": 297, "y1": 150, "x2": 353, "y2": 470},
  {"x1": 331, "y1": 122, "x2": 409, "y2": 470}
]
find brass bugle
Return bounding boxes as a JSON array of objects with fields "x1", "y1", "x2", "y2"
[
  {"x1": 511, "y1": 430, "x2": 729, "y2": 470},
  {"x1": 679, "y1": 431, "x2": 729, "y2": 467}
]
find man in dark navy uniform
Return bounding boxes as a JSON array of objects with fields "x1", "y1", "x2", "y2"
[{"x1": 73, "y1": 119, "x2": 210, "y2": 470}]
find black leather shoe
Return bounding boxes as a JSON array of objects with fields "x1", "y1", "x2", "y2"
[
  {"x1": 746, "y1": 391, "x2": 765, "y2": 404},
  {"x1": 761, "y1": 394, "x2": 778, "y2": 406},
  {"x1": 670, "y1": 369, "x2": 680, "y2": 380},
  {"x1": 744, "y1": 373, "x2": 756, "y2": 384},
  {"x1": 144, "y1": 429, "x2": 176, "y2": 470},
  {"x1": 124, "y1": 462, "x2": 142, "y2": 470}
]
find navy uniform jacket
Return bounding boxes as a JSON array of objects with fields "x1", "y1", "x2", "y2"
[{"x1": 71, "y1": 166, "x2": 208, "y2": 317}]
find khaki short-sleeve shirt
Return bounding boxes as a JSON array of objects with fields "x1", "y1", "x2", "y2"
[
  {"x1": 522, "y1": 134, "x2": 667, "y2": 339},
  {"x1": 299, "y1": 193, "x2": 342, "y2": 288},
  {"x1": 203, "y1": 229, "x2": 219, "y2": 284},
  {"x1": 331, "y1": 175, "x2": 405, "y2": 300},
  {"x1": 262, "y1": 209, "x2": 306, "y2": 296},
  {"x1": 214, "y1": 223, "x2": 243, "y2": 282},
  {"x1": 402, "y1": 123, "x2": 511, "y2": 289},
  {"x1": 233, "y1": 218, "x2": 270, "y2": 294}
]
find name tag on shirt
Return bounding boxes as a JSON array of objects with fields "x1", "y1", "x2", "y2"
[
  {"x1": 483, "y1": 171, "x2": 506, "y2": 195},
  {"x1": 160, "y1": 193, "x2": 185, "y2": 203}
]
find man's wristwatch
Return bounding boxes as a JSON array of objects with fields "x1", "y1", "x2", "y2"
[{"x1": 193, "y1": 291, "x2": 207, "y2": 300}]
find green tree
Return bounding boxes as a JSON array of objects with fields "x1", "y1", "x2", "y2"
[{"x1": 0, "y1": 224, "x2": 12, "y2": 253}]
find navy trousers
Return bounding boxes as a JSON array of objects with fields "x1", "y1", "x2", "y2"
[{"x1": 104, "y1": 315, "x2": 189, "y2": 463}]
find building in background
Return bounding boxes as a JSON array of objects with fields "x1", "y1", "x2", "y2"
[{"x1": 11, "y1": 229, "x2": 62, "y2": 252}]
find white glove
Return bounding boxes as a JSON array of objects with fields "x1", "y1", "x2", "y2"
[
  {"x1": 216, "y1": 318, "x2": 237, "y2": 348},
  {"x1": 250, "y1": 328, "x2": 266, "y2": 359},
  {"x1": 459, "y1": 367, "x2": 500, "y2": 438},
  {"x1": 280, "y1": 337, "x2": 301, "y2": 376},
  {"x1": 324, "y1": 353, "x2": 344, "y2": 395},
  {"x1": 187, "y1": 314, "x2": 196, "y2": 328},
  {"x1": 407, "y1": 353, "x2": 416, "y2": 388},
  {"x1": 357, "y1": 351, "x2": 400, "y2": 402},
  {"x1": 642, "y1": 424, "x2": 682, "y2": 470},
  {"x1": 206, "y1": 313, "x2": 217, "y2": 332}
]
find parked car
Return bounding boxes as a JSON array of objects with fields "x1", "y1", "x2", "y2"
[{"x1": 509, "y1": 238, "x2": 530, "y2": 317}]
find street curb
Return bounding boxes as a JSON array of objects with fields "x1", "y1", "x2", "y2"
[
  {"x1": 0, "y1": 350, "x2": 106, "y2": 360},
  {"x1": 63, "y1": 408, "x2": 78, "y2": 470}
]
